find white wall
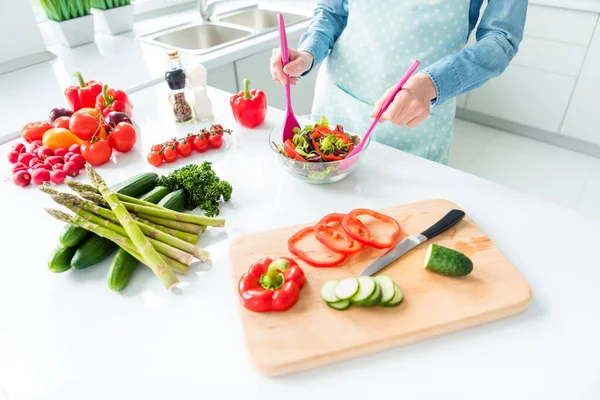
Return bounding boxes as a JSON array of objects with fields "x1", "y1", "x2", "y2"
[{"x1": 0, "y1": 0, "x2": 47, "y2": 64}]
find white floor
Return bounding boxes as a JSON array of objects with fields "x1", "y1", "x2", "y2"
[{"x1": 449, "y1": 118, "x2": 600, "y2": 220}]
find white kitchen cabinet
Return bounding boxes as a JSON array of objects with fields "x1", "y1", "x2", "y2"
[
  {"x1": 560, "y1": 19, "x2": 600, "y2": 145},
  {"x1": 524, "y1": 5, "x2": 598, "y2": 45},
  {"x1": 233, "y1": 47, "x2": 320, "y2": 115},
  {"x1": 207, "y1": 62, "x2": 238, "y2": 94},
  {"x1": 465, "y1": 65, "x2": 576, "y2": 132},
  {"x1": 511, "y1": 36, "x2": 587, "y2": 77}
]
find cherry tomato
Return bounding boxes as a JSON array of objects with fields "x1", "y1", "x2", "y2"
[
  {"x1": 210, "y1": 124, "x2": 224, "y2": 136},
  {"x1": 208, "y1": 134, "x2": 223, "y2": 149},
  {"x1": 151, "y1": 143, "x2": 164, "y2": 153},
  {"x1": 21, "y1": 121, "x2": 52, "y2": 143},
  {"x1": 81, "y1": 138, "x2": 112, "y2": 166},
  {"x1": 108, "y1": 122, "x2": 137, "y2": 153},
  {"x1": 162, "y1": 145, "x2": 178, "y2": 163},
  {"x1": 193, "y1": 136, "x2": 209, "y2": 153},
  {"x1": 147, "y1": 151, "x2": 162, "y2": 167},
  {"x1": 52, "y1": 116, "x2": 71, "y2": 130},
  {"x1": 176, "y1": 139, "x2": 193, "y2": 157},
  {"x1": 69, "y1": 109, "x2": 102, "y2": 141}
]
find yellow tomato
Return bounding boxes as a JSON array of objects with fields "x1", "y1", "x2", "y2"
[{"x1": 42, "y1": 128, "x2": 83, "y2": 150}]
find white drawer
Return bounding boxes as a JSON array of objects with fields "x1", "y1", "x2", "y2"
[
  {"x1": 512, "y1": 36, "x2": 587, "y2": 76},
  {"x1": 465, "y1": 65, "x2": 576, "y2": 132},
  {"x1": 524, "y1": 5, "x2": 598, "y2": 45}
]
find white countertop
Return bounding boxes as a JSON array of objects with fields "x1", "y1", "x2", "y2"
[{"x1": 1, "y1": 82, "x2": 599, "y2": 400}]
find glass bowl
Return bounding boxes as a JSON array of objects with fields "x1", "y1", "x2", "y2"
[{"x1": 268, "y1": 114, "x2": 370, "y2": 184}]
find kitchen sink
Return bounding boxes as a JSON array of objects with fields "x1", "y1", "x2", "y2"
[
  {"x1": 216, "y1": 8, "x2": 309, "y2": 31},
  {"x1": 138, "y1": 5, "x2": 310, "y2": 55}
]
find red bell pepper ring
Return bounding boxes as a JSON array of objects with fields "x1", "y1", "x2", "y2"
[
  {"x1": 64, "y1": 71, "x2": 103, "y2": 112},
  {"x1": 288, "y1": 227, "x2": 347, "y2": 268},
  {"x1": 283, "y1": 139, "x2": 305, "y2": 161},
  {"x1": 238, "y1": 257, "x2": 306, "y2": 312},
  {"x1": 341, "y1": 209, "x2": 403, "y2": 249},
  {"x1": 314, "y1": 213, "x2": 366, "y2": 255},
  {"x1": 311, "y1": 132, "x2": 354, "y2": 162},
  {"x1": 96, "y1": 84, "x2": 134, "y2": 117},
  {"x1": 230, "y1": 78, "x2": 267, "y2": 128}
]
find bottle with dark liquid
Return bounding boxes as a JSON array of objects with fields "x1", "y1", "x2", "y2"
[{"x1": 165, "y1": 51, "x2": 195, "y2": 124}]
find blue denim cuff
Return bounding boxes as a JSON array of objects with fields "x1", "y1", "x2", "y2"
[
  {"x1": 297, "y1": 33, "x2": 330, "y2": 77},
  {"x1": 421, "y1": 59, "x2": 461, "y2": 108}
]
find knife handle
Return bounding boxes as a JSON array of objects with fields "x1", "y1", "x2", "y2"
[{"x1": 420, "y1": 209, "x2": 465, "y2": 240}]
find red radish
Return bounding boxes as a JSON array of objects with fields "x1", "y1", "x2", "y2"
[
  {"x1": 37, "y1": 146, "x2": 53, "y2": 159},
  {"x1": 63, "y1": 161, "x2": 79, "y2": 177},
  {"x1": 12, "y1": 162, "x2": 27, "y2": 173},
  {"x1": 68, "y1": 144, "x2": 81, "y2": 154},
  {"x1": 12, "y1": 143, "x2": 25, "y2": 153},
  {"x1": 45, "y1": 156, "x2": 62, "y2": 166},
  {"x1": 18, "y1": 153, "x2": 34, "y2": 165},
  {"x1": 54, "y1": 148, "x2": 68, "y2": 158},
  {"x1": 52, "y1": 163, "x2": 64, "y2": 171},
  {"x1": 64, "y1": 152, "x2": 74, "y2": 161},
  {"x1": 37, "y1": 163, "x2": 52, "y2": 170},
  {"x1": 28, "y1": 140, "x2": 42, "y2": 151},
  {"x1": 50, "y1": 169, "x2": 66, "y2": 184},
  {"x1": 31, "y1": 168, "x2": 51, "y2": 185},
  {"x1": 28, "y1": 157, "x2": 41, "y2": 167},
  {"x1": 70, "y1": 154, "x2": 86, "y2": 169},
  {"x1": 13, "y1": 170, "x2": 31, "y2": 187},
  {"x1": 7, "y1": 151, "x2": 19, "y2": 164}
]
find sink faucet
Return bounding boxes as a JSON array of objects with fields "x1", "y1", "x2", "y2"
[{"x1": 197, "y1": 0, "x2": 231, "y2": 21}]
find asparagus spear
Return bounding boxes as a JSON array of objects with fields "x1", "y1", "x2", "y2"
[
  {"x1": 134, "y1": 214, "x2": 204, "y2": 234},
  {"x1": 44, "y1": 209, "x2": 187, "y2": 274},
  {"x1": 67, "y1": 181, "x2": 166, "y2": 209},
  {"x1": 85, "y1": 165, "x2": 179, "y2": 290},
  {"x1": 133, "y1": 216, "x2": 199, "y2": 244},
  {"x1": 51, "y1": 193, "x2": 207, "y2": 261}
]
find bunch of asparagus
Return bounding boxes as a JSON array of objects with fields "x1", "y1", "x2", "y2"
[{"x1": 41, "y1": 164, "x2": 225, "y2": 290}]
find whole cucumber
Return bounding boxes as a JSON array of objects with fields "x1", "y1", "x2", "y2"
[
  {"x1": 71, "y1": 236, "x2": 118, "y2": 270},
  {"x1": 48, "y1": 244, "x2": 77, "y2": 273},
  {"x1": 59, "y1": 225, "x2": 91, "y2": 248},
  {"x1": 107, "y1": 249, "x2": 139, "y2": 291}
]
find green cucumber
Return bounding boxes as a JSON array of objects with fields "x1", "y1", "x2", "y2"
[
  {"x1": 374, "y1": 275, "x2": 395, "y2": 304},
  {"x1": 381, "y1": 284, "x2": 404, "y2": 308},
  {"x1": 362, "y1": 281, "x2": 382, "y2": 307},
  {"x1": 109, "y1": 172, "x2": 159, "y2": 198},
  {"x1": 58, "y1": 225, "x2": 91, "y2": 248},
  {"x1": 157, "y1": 189, "x2": 187, "y2": 212},
  {"x1": 424, "y1": 243, "x2": 473, "y2": 277},
  {"x1": 139, "y1": 186, "x2": 171, "y2": 204},
  {"x1": 320, "y1": 280, "x2": 340, "y2": 303},
  {"x1": 327, "y1": 299, "x2": 351, "y2": 311},
  {"x1": 48, "y1": 244, "x2": 77, "y2": 273},
  {"x1": 107, "y1": 248, "x2": 139, "y2": 291},
  {"x1": 351, "y1": 277, "x2": 377, "y2": 305},
  {"x1": 70, "y1": 236, "x2": 118, "y2": 270},
  {"x1": 334, "y1": 277, "x2": 359, "y2": 300}
]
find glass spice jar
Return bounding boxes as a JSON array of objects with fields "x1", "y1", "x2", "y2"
[{"x1": 165, "y1": 59, "x2": 195, "y2": 124}]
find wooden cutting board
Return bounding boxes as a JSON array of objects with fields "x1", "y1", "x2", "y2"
[{"x1": 229, "y1": 199, "x2": 531, "y2": 377}]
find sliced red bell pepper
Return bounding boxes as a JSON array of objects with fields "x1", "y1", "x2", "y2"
[
  {"x1": 238, "y1": 257, "x2": 306, "y2": 312},
  {"x1": 311, "y1": 132, "x2": 354, "y2": 162},
  {"x1": 64, "y1": 71, "x2": 103, "y2": 112},
  {"x1": 288, "y1": 227, "x2": 347, "y2": 268},
  {"x1": 341, "y1": 209, "x2": 403, "y2": 249},
  {"x1": 96, "y1": 84, "x2": 133, "y2": 117},
  {"x1": 314, "y1": 213, "x2": 365, "y2": 255},
  {"x1": 283, "y1": 138, "x2": 305, "y2": 161}
]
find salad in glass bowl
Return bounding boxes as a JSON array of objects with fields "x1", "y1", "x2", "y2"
[{"x1": 269, "y1": 114, "x2": 370, "y2": 184}]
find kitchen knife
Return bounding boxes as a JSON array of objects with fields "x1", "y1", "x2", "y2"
[{"x1": 358, "y1": 209, "x2": 466, "y2": 277}]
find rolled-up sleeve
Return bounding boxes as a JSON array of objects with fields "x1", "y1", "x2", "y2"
[
  {"x1": 421, "y1": 0, "x2": 528, "y2": 106},
  {"x1": 297, "y1": 0, "x2": 349, "y2": 75}
]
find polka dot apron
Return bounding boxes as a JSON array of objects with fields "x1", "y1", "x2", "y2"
[{"x1": 311, "y1": 0, "x2": 470, "y2": 164}]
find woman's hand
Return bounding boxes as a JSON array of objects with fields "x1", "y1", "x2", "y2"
[
  {"x1": 270, "y1": 48, "x2": 314, "y2": 86},
  {"x1": 371, "y1": 73, "x2": 437, "y2": 129}
]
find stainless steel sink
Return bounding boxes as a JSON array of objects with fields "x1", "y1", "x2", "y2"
[
  {"x1": 216, "y1": 7, "x2": 309, "y2": 31},
  {"x1": 138, "y1": 5, "x2": 310, "y2": 55}
]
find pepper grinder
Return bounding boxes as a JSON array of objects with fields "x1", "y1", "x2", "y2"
[
  {"x1": 165, "y1": 50, "x2": 195, "y2": 124},
  {"x1": 186, "y1": 59, "x2": 214, "y2": 122}
]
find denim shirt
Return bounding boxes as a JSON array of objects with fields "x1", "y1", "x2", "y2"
[{"x1": 297, "y1": 0, "x2": 528, "y2": 106}]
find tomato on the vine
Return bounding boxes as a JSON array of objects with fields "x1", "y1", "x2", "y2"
[
  {"x1": 208, "y1": 134, "x2": 223, "y2": 149},
  {"x1": 176, "y1": 139, "x2": 192, "y2": 157},
  {"x1": 162, "y1": 145, "x2": 178, "y2": 163},
  {"x1": 81, "y1": 138, "x2": 112, "y2": 166},
  {"x1": 151, "y1": 143, "x2": 164, "y2": 152},
  {"x1": 147, "y1": 151, "x2": 162, "y2": 167},
  {"x1": 108, "y1": 122, "x2": 136, "y2": 153},
  {"x1": 193, "y1": 136, "x2": 209, "y2": 152},
  {"x1": 210, "y1": 124, "x2": 224, "y2": 137}
]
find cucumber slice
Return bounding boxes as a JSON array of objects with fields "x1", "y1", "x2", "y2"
[
  {"x1": 374, "y1": 275, "x2": 395, "y2": 304},
  {"x1": 381, "y1": 284, "x2": 404, "y2": 307},
  {"x1": 320, "y1": 280, "x2": 340, "y2": 303},
  {"x1": 334, "y1": 277, "x2": 359, "y2": 300},
  {"x1": 424, "y1": 243, "x2": 473, "y2": 277},
  {"x1": 351, "y1": 277, "x2": 377, "y2": 304},
  {"x1": 327, "y1": 299, "x2": 351, "y2": 311},
  {"x1": 362, "y1": 281, "x2": 382, "y2": 307}
]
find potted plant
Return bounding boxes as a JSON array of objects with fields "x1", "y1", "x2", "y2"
[
  {"x1": 39, "y1": 0, "x2": 95, "y2": 48},
  {"x1": 90, "y1": 0, "x2": 133, "y2": 35}
]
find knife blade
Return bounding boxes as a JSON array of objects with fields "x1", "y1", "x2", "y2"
[{"x1": 358, "y1": 209, "x2": 466, "y2": 277}]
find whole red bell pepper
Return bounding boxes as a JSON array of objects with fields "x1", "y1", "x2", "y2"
[
  {"x1": 238, "y1": 257, "x2": 306, "y2": 312},
  {"x1": 64, "y1": 71, "x2": 103, "y2": 112},
  {"x1": 96, "y1": 84, "x2": 133, "y2": 117},
  {"x1": 230, "y1": 78, "x2": 267, "y2": 128}
]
